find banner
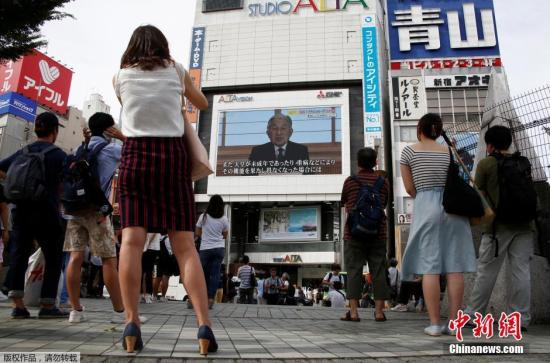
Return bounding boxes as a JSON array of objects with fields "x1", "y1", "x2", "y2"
[
  {"x1": 185, "y1": 27, "x2": 206, "y2": 124},
  {"x1": 362, "y1": 13, "x2": 382, "y2": 147}
]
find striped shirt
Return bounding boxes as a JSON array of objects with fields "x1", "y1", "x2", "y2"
[
  {"x1": 400, "y1": 146, "x2": 450, "y2": 191},
  {"x1": 341, "y1": 169, "x2": 389, "y2": 241},
  {"x1": 237, "y1": 265, "x2": 255, "y2": 289}
]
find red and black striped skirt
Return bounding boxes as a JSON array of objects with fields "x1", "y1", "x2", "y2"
[{"x1": 118, "y1": 136, "x2": 196, "y2": 233}]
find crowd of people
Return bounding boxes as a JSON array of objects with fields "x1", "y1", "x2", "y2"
[{"x1": 0, "y1": 24, "x2": 538, "y2": 356}]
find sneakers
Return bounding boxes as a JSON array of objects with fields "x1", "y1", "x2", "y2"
[
  {"x1": 441, "y1": 322, "x2": 456, "y2": 336},
  {"x1": 424, "y1": 324, "x2": 443, "y2": 337},
  {"x1": 110, "y1": 311, "x2": 148, "y2": 324},
  {"x1": 390, "y1": 304, "x2": 408, "y2": 312},
  {"x1": 158, "y1": 296, "x2": 167, "y2": 303},
  {"x1": 11, "y1": 307, "x2": 30, "y2": 319},
  {"x1": 143, "y1": 295, "x2": 154, "y2": 304},
  {"x1": 38, "y1": 307, "x2": 69, "y2": 319},
  {"x1": 69, "y1": 308, "x2": 86, "y2": 323}
]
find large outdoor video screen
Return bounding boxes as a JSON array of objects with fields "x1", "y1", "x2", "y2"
[{"x1": 213, "y1": 90, "x2": 347, "y2": 177}]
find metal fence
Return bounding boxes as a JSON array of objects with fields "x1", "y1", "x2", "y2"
[
  {"x1": 444, "y1": 85, "x2": 550, "y2": 259},
  {"x1": 445, "y1": 85, "x2": 550, "y2": 183}
]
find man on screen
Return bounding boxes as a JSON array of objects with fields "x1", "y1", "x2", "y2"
[{"x1": 249, "y1": 114, "x2": 309, "y2": 163}]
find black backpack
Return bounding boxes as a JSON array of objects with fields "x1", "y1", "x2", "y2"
[
  {"x1": 4, "y1": 144, "x2": 58, "y2": 202},
  {"x1": 347, "y1": 176, "x2": 385, "y2": 239},
  {"x1": 61, "y1": 142, "x2": 113, "y2": 216},
  {"x1": 491, "y1": 152, "x2": 537, "y2": 224}
]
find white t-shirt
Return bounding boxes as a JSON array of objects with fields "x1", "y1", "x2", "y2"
[
  {"x1": 144, "y1": 233, "x2": 161, "y2": 252},
  {"x1": 196, "y1": 213, "x2": 229, "y2": 251},
  {"x1": 114, "y1": 63, "x2": 186, "y2": 137},
  {"x1": 323, "y1": 272, "x2": 344, "y2": 291},
  {"x1": 328, "y1": 290, "x2": 346, "y2": 308}
]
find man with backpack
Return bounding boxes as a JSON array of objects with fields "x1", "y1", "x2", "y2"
[
  {"x1": 0, "y1": 112, "x2": 68, "y2": 318},
  {"x1": 62, "y1": 112, "x2": 131, "y2": 323},
  {"x1": 340, "y1": 147, "x2": 390, "y2": 322},
  {"x1": 465, "y1": 126, "x2": 537, "y2": 330}
]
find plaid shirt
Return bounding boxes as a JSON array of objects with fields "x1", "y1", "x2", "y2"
[{"x1": 341, "y1": 169, "x2": 389, "y2": 241}]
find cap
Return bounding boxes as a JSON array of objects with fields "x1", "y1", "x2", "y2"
[{"x1": 35, "y1": 112, "x2": 65, "y2": 130}]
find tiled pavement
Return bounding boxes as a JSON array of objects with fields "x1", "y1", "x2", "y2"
[{"x1": 0, "y1": 299, "x2": 548, "y2": 362}]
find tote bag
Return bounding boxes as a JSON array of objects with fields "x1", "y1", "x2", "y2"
[
  {"x1": 442, "y1": 147, "x2": 485, "y2": 218},
  {"x1": 175, "y1": 63, "x2": 214, "y2": 182}
]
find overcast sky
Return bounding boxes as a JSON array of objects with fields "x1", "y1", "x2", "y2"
[{"x1": 39, "y1": 0, "x2": 550, "y2": 118}]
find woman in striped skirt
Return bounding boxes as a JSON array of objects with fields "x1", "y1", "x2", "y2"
[
  {"x1": 114, "y1": 25, "x2": 216, "y2": 355},
  {"x1": 400, "y1": 113, "x2": 476, "y2": 337}
]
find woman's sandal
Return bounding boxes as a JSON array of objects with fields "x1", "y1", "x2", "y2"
[
  {"x1": 122, "y1": 322, "x2": 143, "y2": 353},
  {"x1": 198, "y1": 325, "x2": 218, "y2": 356},
  {"x1": 340, "y1": 311, "x2": 361, "y2": 322},
  {"x1": 374, "y1": 312, "x2": 387, "y2": 322}
]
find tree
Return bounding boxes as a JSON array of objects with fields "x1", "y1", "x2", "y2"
[{"x1": 0, "y1": 0, "x2": 74, "y2": 61}]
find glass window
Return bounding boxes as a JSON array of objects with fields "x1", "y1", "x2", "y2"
[{"x1": 400, "y1": 126, "x2": 417, "y2": 142}]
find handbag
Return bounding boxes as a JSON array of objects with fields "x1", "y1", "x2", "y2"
[
  {"x1": 175, "y1": 63, "x2": 214, "y2": 181},
  {"x1": 442, "y1": 147, "x2": 485, "y2": 218}
]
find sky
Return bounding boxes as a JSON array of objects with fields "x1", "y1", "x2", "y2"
[{"x1": 38, "y1": 0, "x2": 550, "y2": 119}]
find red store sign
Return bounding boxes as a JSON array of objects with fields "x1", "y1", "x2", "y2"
[
  {"x1": 391, "y1": 57, "x2": 502, "y2": 70},
  {"x1": 0, "y1": 50, "x2": 73, "y2": 114}
]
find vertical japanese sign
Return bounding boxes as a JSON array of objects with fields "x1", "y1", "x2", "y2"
[
  {"x1": 186, "y1": 27, "x2": 206, "y2": 124},
  {"x1": 392, "y1": 76, "x2": 427, "y2": 121},
  {"x1": 362, "y1": 13, "x2": 381, "y2": 148},
  {"x1": 0, "y1": 61, "x2": 22, "y2": 95}
]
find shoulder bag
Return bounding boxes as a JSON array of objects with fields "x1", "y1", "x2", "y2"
[
  {"x1": 175, "y1": 64, "x2": 214, "y2": 182},
  {"x1": 442, "y1": 147, "x2": 485, "y2": 218}
]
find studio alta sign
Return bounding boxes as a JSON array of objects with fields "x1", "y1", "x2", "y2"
[{"x1": 249, "y1": 0, "x2": 368, "y2": 17}]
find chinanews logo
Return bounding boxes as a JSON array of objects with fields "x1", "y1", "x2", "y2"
[{"x1": 38, "y1": 60, "x2": 60, "y2": 85}]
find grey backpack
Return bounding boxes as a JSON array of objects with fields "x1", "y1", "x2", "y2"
[{"x1": 4, "y1": 144, "x2": 58, "y2": 202}]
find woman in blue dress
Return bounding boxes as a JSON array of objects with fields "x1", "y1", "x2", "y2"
[{"x1": 400, "y1": 113, "x2": 476, "y2": 336}]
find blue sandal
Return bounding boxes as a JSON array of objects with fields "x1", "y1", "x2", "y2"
[
  {"x1": 197, "y1": 325, "x2": 218, "y2": 356},
  {"x1": 122, "y1": 322, "x2": 143, "y2": 353}
]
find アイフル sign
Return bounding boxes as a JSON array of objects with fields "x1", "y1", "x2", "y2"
[
  {"x1": 387, "y1": 0, "x2": 500, "y2": 61},
  {"x1": 0, "y1": 50, "x2": 73, "y2": 114}
]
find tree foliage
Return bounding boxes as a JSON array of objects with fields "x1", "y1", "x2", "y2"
[{"x1": 0, "y1": 0, "x2": 74, "y2": 61}]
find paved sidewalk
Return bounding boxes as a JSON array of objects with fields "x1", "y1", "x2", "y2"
[{"x1": 0, "y1": 299, "x2": 548, "y2": 362}]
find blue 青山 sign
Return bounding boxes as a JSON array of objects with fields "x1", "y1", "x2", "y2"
[
  {"x1": 387, "y1": 0, "x2": 500, "y2": 60},
  {"x1": 0, "y1": 92, "x2": 37, "y2": 122}
]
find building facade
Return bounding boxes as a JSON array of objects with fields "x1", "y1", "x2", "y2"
[
  {"x1": 386, "y1": 0, "x2": 503, "y2": 261},
  {"x1": 192, "y1": 0, "x2": 390, "y2": 285},
  {"x1": 82, "y1": 93, "x2": 111, "y2": 121}
]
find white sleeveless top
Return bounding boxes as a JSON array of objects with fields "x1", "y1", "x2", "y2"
[{"x1": 114, "y1": 62, "x2": 186, "y2": 137}]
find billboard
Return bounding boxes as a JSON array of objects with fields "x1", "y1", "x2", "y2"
[
  {"x1": 0, "y1": 92, "x2": 37, "y2": 122},
  {"x1": 0, "y1": 50, "x2": 72, "y2": 114},
  {"x1": 392, "y1": 76, "x2": 427, "y2": 121},
  {"x1": 185, "y1": 27, "x2": 205, "y2": 124},
  {"x1": 387, "y1": 0, "x2": 500, "y2": 61},
  {"x1": 362, "y1": 13, "x2": 382, "y2": 148},
  {"x1": 213, "y1": 90, "x2": 347, "y2": 177},
  {"x1": 260, "y1": 207, "x2": 320, "y2": 242}
]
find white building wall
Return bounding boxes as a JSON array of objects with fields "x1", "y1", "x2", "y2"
[
  {"x1": 194, "y1": 0, "x2": 382, "y2": 88},
  {"x1": 82, "y1": 93, "x2": 111, "y2": 122}
]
